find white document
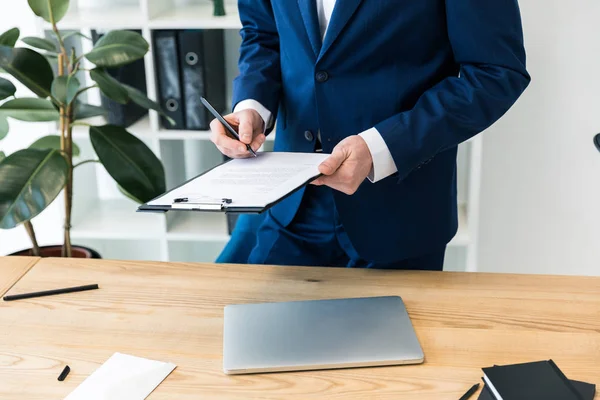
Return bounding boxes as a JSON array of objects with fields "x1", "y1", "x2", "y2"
[
  {"x1": 64, "y1": 352, "x2": 176, "y2": 400},
  {"x1": 146, "y1": 152, "x2": 329, "y2": 210}
]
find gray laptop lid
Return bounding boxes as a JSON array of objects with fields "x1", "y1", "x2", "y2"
[{"x1": 223, "y1": 296, "x2": 424, "y2": 374}]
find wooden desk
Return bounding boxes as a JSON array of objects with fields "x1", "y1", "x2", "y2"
[
  {"x1": 0, "y1": 256, "x2": 39, "y2": 297},
  {"x1": 1, "y1": 257, "x2": 599, "y2": 399}
]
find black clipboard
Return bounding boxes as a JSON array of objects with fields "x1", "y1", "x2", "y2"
[{"x1": 137, "y1": 157, "x2": 322, "y2": 215}]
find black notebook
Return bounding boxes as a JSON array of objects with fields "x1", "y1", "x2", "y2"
[
  {"x1": 478, "y1": 380, "x2": 596, "y2": 400},
  {"x1": 481, "y1": 360, "x2": 589, "y2": 400}
]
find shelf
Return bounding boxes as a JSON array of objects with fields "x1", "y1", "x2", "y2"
[
  {"x1": 156, "y1": 128, "x2": 212, "y2": 140},
  {"x1": 163, "y1": 203, "x2": 469, "y2": 246},
  {"x1": 156, "y1": 127, "x2": 276, "y2": 141},
  {"x1": 168, "y1": 241, "x2": 227, "y2": 263},
  {"x1": 166, "y1": 212, "x2": 230, "y2": 242},
  {"x1": 149, "y1": 3, "x2": 241, "y2": 30},
  {"x1": 449, "y1": 204, "x2": 470, "y2": 247},
  {"x1": 51, "y1": 6, "x2": 145, "y2": 30},
  {"x1": 72, "y1": 115, "x2": 276, "y2": 142},
  {"x1": 71, "y1": 198, "x2": 165, "y2": 240},
  {"x1": 71, "y1": 116, "x2": 152, "y2": 140}
]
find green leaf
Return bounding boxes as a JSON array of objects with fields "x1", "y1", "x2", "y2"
[
  {"x1": 90, "y1": 125, "x2": 165, "y2": 203},
  {"x1": 0, "y1": 46, "x2": 54, "y2": 98},
  {"x1": 122, "y1": 84, "x2": 174, "y2": 125},
  {"x1": 0, "y1": 151, "x2": 5, "y2": 162},
  {"x1": 117, "y1": 184, "x2": 143, "y2": 204},
  {"x1": 21, "y1": 36, "x2": 58, "y2": 52},
  {"x1": 0, "y1": 77, "x2": 16, "y2": 100},
  {"x1": 0, "y1": 115, "x2": 8, "y2": 140},
  {"x1": 28, "y1": 0, "x2": 70, "y2": 24},
  {"x1": 30, "y1": 135, "x2": 80, "y2": 157},
  {"x1": 73, "y1": 102, "x2": 105, "y2": 120},
  {"x1": 62, "y1": 31, "x2": 91, "y2": 42},
  {"x1": 51, "y1": 75, "x2": 80, "y2": 105},
  {"x1": 85, "y1": 30, "x2": 148, "y2": 68},
  {"x1": 90, "y1": 68, "x2": 128, "y2": 104},
  {"x1": 0, "y1": 98, "x2": 60, "y2": 121},
  {"x1": 0, "y1": 148, "x2": 67, "y2": 229},
  {"x1": 0, "y1": 28, "x2": 20, "y2": 47}
]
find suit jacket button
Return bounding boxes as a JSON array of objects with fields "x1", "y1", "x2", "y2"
[
  {"x1": 315, "y1": 71, "x2": 329, "y2": 82},
  {"x1": 304, "y1": 130, "x2": 314, "y2": 141}
]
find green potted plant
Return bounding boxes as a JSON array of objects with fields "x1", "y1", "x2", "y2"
[{"x1": 0, "y1": 0, "x2": 173, "y2": 258}]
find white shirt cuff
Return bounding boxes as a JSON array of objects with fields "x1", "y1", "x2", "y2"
[
  {"x1": 234, "y1": 99, "x2": 273, "y2": 132},
  {"x1": 359, "y1": 127, "x2": 398, "y2": 183}
]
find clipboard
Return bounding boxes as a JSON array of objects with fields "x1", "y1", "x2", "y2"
[{"x1": 137, "y1": 152, "x2": 328, "y2": 215}]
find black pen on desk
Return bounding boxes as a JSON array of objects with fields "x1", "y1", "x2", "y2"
[
  {"x1": 3, "y1": 284, "x2": 99, "y2": 302},
  {"x1": 58, "y1": 365, "x2": 70, "y2": 381},
  {"x1": 200, "y1": 96, "x2": 258, "y2": 157},
  {"x1": 458, "y1": 383, "x2": 480, "y2": 400}
]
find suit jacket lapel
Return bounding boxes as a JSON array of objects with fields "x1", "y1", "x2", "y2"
[
  {"x1": 319, "y1": 0, "x2": 364, "y2": 60},
  {"x1": 297, "y1": 0, "x2": 322, "y2": 57}
]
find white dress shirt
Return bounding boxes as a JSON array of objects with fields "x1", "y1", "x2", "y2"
[{"x1": 235, "y1": 0, "x2": 398, "y2": 182}]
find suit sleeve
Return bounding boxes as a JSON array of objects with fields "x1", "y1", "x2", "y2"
[
  {"x1": 232, "y1": 0, "x2": 281, "y2": 135},
  {"x1": 375, "y1": 0, "x2": 531, "y2": 181}
]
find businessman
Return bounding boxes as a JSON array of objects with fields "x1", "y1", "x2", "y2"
[{"x1": 211, "y1": 0, "x2": 530, "y2": 270}]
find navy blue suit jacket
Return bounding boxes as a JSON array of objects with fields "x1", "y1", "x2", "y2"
[{"x1": 233, "y1": 0, "x2": 530, "y2": 263}]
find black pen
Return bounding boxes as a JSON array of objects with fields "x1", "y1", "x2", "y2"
[
  {"x1": 458, "y1": 383, "x2": 480, "y2": 400},
  {"x1": 200, "y1": 97, "x2": 258, "y2": 157},
  {"x1": 58, "y1": 365, "x2": 71, "y2": 381},
  {"x1": 3, "y1": 284, "x2": 99, "y2": 302}
]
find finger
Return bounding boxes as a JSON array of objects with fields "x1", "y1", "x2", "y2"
[
  {"x1": 250, "y1": 134, "x2": 266, "y2": 152},
  {"x1": 315, "y1": 172, "x2": 358, "y2": 195},
  {"x1": 319, "y1": 147, "x2": 348, "y2": 176},
  {"x1": 218, "y1": 145, "x2": 253, "y2": 159},
  {"x1": 216, "y1": 145, "x2": 236, "y2": 159},
  {"x1": 323, "y1": 180, "x2": 354, "y2": 195},
  {"x1": 209, "y1": 118, "x2": 226, "y2": 143},
  {"x1": 212, "y1": 130, "x2": 248, "y2": 154},
  {"x1": 238, "y1": 114, "x2": 254, "y2": 144},
  {"x1": 314, "y1": 175, "x2": 341, "y2": 191}
]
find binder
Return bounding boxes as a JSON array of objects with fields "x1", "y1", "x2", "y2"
[
  {"x1": 152, "y1": 30, "x2": 185, "y2": 130},
  {"x1": 177, "y1": 29, "x2": 226, "y2": 130},
  {"x1": 137, "y1": 152, "x2": 329, "y2": 214},
  {"x1": 91, "y1": 29, "x2": 148, "y2": 127}
]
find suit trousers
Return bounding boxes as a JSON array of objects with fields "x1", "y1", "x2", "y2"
[{"x1": 216, "y1": 185, "x2": 446, "y2": 270}]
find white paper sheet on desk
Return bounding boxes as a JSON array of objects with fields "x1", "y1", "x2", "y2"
[{"x1": 64, "y1": 352, "x2": 176, "y2": 400}]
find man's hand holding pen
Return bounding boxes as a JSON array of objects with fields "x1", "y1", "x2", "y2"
[{"x1": 209, "y1": 109, "x2": 266, "y2": 158}]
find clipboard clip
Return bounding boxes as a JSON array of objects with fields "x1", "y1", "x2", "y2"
[{"x1": 172, "y1": 196, "x2": 233, "y2": 211}]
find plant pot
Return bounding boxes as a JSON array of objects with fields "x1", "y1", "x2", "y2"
[{"x1": 9, "y1": 245, "x2": 102, "y2": 259}]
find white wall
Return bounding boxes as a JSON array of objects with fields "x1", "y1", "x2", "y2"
[{"x1": 477, "y1": 0, "x2": 600, "y2": 275}]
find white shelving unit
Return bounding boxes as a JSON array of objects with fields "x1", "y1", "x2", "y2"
[{"x1": 26, "y1": 0, "x2": 482, "y2": 271}]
